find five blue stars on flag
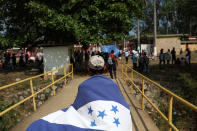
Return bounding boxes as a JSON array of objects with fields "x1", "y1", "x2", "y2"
[{"x1": 88, "y1": 105, "x2": 120, "y2": 127}]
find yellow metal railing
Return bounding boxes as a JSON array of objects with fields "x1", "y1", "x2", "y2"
[
  {"x1": 121, "y1": 64, "x2": 197, "y2": 131},
  {"x1": 0, "y1": 64, "x2": 73, "y2": 117}
]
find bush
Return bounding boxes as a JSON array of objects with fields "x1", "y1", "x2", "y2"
[
  {"x1": 177, "y1": 73, "x2": 197, "y2": 105},
  {"x1": 0, "y1": 102, "x2": 20, "y2": 131}
]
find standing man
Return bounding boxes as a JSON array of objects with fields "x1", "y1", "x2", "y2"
[
  {"x1": 108, "y1": 50, "x2": 118, "y2": 79},
  {"x1": 186, "y1": 48, "x2": 191, "y2": 64},
  {"x1": 85, "y1": 51, "x2": 90, "y2": 69},
  {"x1": 12, "y1": 53, "x2": 16, "y2": 69},
  {"x1": 125, "y1": 50, "x2": 129, "y2": 64},
  {"x1": 25, "y1": 52, "x2": 29, "y2": 65},
  {"x1": 171, "y1": 47, "x2": 176, "y2": 64},
  {"x1": 143, "y1": 52, "x2": 149, "y2": 74},
  {"x1": 132, "y1": 50, "x2": 138, "y2": 70},
  {"x1": 165, "y1": 49, "x2": 171, "y2": 65},
  {"x1": 159, "y1": 49, "x2": 165, "y2": 68}
]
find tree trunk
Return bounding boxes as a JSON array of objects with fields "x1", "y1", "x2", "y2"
[
  {"x1": 166, "y1": 14, "x2": 169, "y2": 34},
  {"x1": 189, "y1": 16, "x2": 192, "y2": 35}
]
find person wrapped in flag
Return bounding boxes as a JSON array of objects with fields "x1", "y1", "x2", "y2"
[{"x1": 27, "y1": 55, "x2": 132, "y2": 131}]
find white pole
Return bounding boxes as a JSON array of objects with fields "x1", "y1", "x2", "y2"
[
  {"x1": 124, "y1": 38, "x2": 125, "y2": 51},
  {"x1": 137, "y1": 19, "x2": 141, "y2": 52},
  {"x1": 153, "y1": 0, "x2": 157, "y2": 56}
]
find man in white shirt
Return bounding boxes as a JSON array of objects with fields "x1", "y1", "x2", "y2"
[{"x1": 125, "y1": 50, "x2": 130, "y2": 64}]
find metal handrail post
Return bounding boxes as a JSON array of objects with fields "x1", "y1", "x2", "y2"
[
  {"x1": 142, "y1": 78, "x2": 145, "y2": 110},
  {"x1": 130, "y1": 69, "x2": 133, "y2": 95},
  {"x1": 131, "y1": 69, "x2": 133, "y2": 82},
  {"x1": 72, "y1": 64, "x2": 74, "y2": 80},
  {"x1": 125, "y1": 65, "x2": 127, "y2": 82},
  {"x1": 64, "y1": 66, "x2": 67, "y2": 88},
  {"x1": 51, "y1": 70, "x2": 56, "y2": 96},
  {"x1": 121, "y1": 64, "x2": 123, "y2": 79},
  {"x1": 168, "y1": 96, "x2": 173, "y2": 131},
  {"x1": 30, "y1": 79, "x2": 36, "y2": 111}
]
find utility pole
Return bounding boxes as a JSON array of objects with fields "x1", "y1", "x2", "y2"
[
  {"x1": 153, "y1": 0, "x2": 157, "y2": 56},
  {"x1": 123, "y1": 37, "x2": 125, "y2": 50},
  {"x1": 137, "y1": 19, "x2": 140, "y2": 52}
]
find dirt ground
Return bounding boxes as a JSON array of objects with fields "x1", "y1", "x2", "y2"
[{"x1": 0, "y1": 68, "x2": 40, "y2": 87}]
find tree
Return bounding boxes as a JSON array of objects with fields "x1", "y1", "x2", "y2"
[
  {"x1": 0, "y1": 0, "x2": 143, "y2": 48},
  {"x1": 141, "y1": 0, "x2": 197, "y2": 36}
]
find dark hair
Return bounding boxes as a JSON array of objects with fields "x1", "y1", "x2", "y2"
[
  {"x1": 111, "y1": 50, "x2": 114, "y2": 53},
  {"x1": 89, "y1": 68, "x2": 104, "y2": 75},
  {"x1": 160, "y1": 49, "x2": 163, "y2": 53}
]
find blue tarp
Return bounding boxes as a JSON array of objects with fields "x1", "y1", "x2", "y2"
[{"x1": 101, "y1": 45, "x2": 120, "y2": 57}]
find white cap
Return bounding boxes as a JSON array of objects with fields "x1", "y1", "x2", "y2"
[{"x1": 88, "y1": 55, "x2": 105, "y2": 70}]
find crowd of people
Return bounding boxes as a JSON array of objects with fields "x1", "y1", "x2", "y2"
[
  {"x1": 71, "y1": 50, "x2": 118, "y2": 79},
  {"x1": 121, "y1": 47, "x2": 192, "y2": 75},
  {"x1": 1, "y1": 46, "x2": 192, "y2": 77},
  {"x1": 0, "y1": 49, "x2": 43, "y2": 71},
  {"x1": 159, "y1": 47, "x2": 191, "y2": 67},
  {"x1": 123, "y1": 50, "x2": 149, "y2": 75},
  {"x1": 72, "y1": 47, "x2": 193, "y2": 78}
]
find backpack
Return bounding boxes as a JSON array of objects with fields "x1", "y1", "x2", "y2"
[
  {"x1": 144, "y1": 56, "x2": 149, "y2": 65},
  {"x1": 108, "y1": 56, "x2": 113, "y2": 65}
]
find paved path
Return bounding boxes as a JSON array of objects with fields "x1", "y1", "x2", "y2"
[
  {"x1": 11, "y1": 75, "x2": 159, "y2": 131},
  {"x1": 11, "y1": 76, "x2": 89, "y2": 131}
]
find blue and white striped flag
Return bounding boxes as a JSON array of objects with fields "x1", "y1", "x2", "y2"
[{"x1": 27, "y1": 75, "x2": 132, "y2": 131}]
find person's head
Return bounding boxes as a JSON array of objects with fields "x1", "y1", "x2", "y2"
[
  {"x1": 168, "y1": 49, "x2": 170, "y2": 52},
  {"x1": 88, "y1": 55, "x2": 105, "y2": 75},
  {"x1": 144, "y1": 52, "x2": 147, "y2": 56},
  {"x1": 111, "y1": 50, "x2": 114, "y2": 54},
  {"x1": 160, "y1": 49, "x2": 163, "y2": 53},
  {"x1": 173, "y1": 47, "x2": 175, "y2": 50}
]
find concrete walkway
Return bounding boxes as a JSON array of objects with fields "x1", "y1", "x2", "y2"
[
  {"x1": 11, "y1": 76, "x2": 89, "y2": 131},
  {"x1": 11, "y1": 75, "x2": 159, "y2": 131}
]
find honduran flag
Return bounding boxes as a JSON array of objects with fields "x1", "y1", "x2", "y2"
[{"x1": 27, "y1": 75, "x2": 132, "y2": 131}]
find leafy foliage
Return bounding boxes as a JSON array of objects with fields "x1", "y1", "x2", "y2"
[
  {"x1": 0, "y1": 0, "x2": 143, "y2": 48},
  {"x1": 177, "y1": 73, "x2": 197, "y2": 105},
  {"x1": 0, "y1": 101, "x2": 20, "y2": 131}
]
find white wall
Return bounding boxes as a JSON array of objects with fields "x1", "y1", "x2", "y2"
[
  {"x1": 43, "y1": 46, "x2": 73, "y2": 75},
  {"x1": 140, "y1": 44, "x2": 152, "y2": 55}
]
